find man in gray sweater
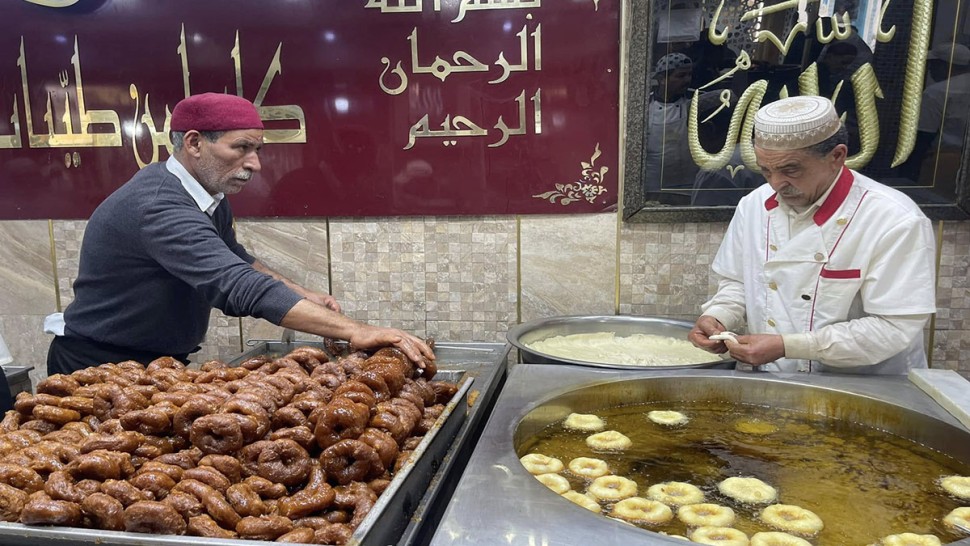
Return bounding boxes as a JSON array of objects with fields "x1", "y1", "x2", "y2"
[{"x1": 47, "y1": 93, "x2": 434, "y2": 374}]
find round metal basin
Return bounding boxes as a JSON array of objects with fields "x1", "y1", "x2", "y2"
[
  {"x1": 432, "y1": 367, "x2": 970, "y2": 546},
  {"x1": 506, "y1": 315, "x2": 733, "y2": 369},
  {"x1": 514, "y1": 376, "x2": 970, "y2": 458},
  {"x1": 513, "y1": 375, "x2": 970, "y2": 545}
]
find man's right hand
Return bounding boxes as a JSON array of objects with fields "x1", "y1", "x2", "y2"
[
  {"x1": 688, "y1": 315, "x2": 729, "y2": 354},
  {"x1": 349, "y1": 326, "x2": 435, "y2": 367}
]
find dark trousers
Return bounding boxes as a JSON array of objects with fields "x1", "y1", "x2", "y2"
[
  {"x1": 47, "y1": 335, "x2": 190, "y2": 376},
  {"x1": 0, "y1": 373, "x2": 11, "y2": 413}
]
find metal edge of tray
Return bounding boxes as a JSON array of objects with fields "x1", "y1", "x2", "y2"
[
  {"x1": 395, "y1": 343, "x2": 511, "y2": 546},
  {"x1": 506, "y1": 315, "x2": 733, "y2": 370},
  {"x1": 0, "y1": 350, "x2": 472, "y2": 546}
]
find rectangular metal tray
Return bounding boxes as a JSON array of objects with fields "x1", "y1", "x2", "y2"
[{"x1": 0, "y1": 343, "x2": 472, "y2": 546}]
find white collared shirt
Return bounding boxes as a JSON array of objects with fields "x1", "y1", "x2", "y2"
[{"x1": 165, "y1": 156, "x2": 224, "y2": 216}]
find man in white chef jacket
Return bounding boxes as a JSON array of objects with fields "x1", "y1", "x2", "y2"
[{"x1": 688, "y1": 95, "x2": 937, "y2": 374}]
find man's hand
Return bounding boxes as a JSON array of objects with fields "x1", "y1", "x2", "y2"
[
  {"x1": 688, "y1": 315, "x2": 729, "y2": 354},
  {"x1": 349, "y1": 326, "x2": 435, "y2": 366},
  {"x1": 723, "y1": 334, "x2": 785, "y2": 366}
]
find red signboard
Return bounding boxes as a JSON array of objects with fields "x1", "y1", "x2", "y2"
[{"x1": 0, "y1": 0, "x2": 620, "y2": 219}]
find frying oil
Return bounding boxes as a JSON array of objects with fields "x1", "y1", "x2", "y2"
[{"x1": 518, "y1": 402, "x2": 970, "y2": 545}]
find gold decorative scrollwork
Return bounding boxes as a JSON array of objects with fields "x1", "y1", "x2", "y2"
[
  {"x1": 891, "y1": 0, "x2": 932, "y2": 167},
  {"x1": 688, "y1": 80, "x2": 768, "y2": 172},
  {"x1": 533, "y1": 144, "x2": 609, "y2": 205},
  {"x1": 845, "y1": 63, "x2": 883, "y2": 169}
]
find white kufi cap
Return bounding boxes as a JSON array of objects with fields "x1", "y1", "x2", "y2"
[{"x1": 754, "y1": 95, "x2": 841, "y2": 150}]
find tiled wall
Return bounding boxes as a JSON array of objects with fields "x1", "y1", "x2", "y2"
[{"x1": 1, "y1": 215, "x2": 968, "y2": 388}]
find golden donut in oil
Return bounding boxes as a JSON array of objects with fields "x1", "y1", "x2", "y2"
[
  {"x1": 646, "y1": 481, "x2": 705, "y2": 506},
  {"x1": 585, "y1": 430, "x2": 632, "y2": 451},
  {"x1": 611, "y1": 497, "x2": 673, "y2": 525},
  {"x1": 519, "y1": 453, "x2": 564, "y2": 475},
  {"x1": 759, "y1": 504, "x2": 823, "y2": 536}
]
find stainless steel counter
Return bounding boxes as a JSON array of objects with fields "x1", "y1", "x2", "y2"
[{"x1": 431, "y1": 365, "x2": 970, "y2": 546}]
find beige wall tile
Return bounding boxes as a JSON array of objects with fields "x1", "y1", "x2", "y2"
[
  {"x1": 0, "y1": 221, "x2": 56, "y2": 315},
  {"x1": 1, "y1": 214, "x2": 969, "y2": 381},
  {"x1": 329, "y1": 217, "x2": 428, "y2": 332},
  {"x1": 520, "y1": 213, "x2": 617, "y2": 322},
  {"x1": 52, "y1": 220, "x2": 86, "y2": 309},
  {"x1": 0, "y1": 315, "x2": 48, "y2": 389},
  {"x1": 619, "y1": 222, "x2": 727, "y2": 321}
]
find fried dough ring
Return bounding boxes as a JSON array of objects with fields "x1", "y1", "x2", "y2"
[
  {"x1": 239, "y1": 439, "x2": 311, "y2": 487},
  {"x1": 943, "y1": 507, "x2": 970, "y2": 534},
  {"x1": 678, "y1": 503, "x2": 736, "y2": 527},
  {"x1": 567, "y1": 457, "x2": 610, "y2": 480},
  {"x1": 535, "y1": 473, "x2": 571, "y2": 494},
  {"x1": 561, "y1": 491, "x2": 602, "y2": 513},
  {"x1": 690, "y1": 526, "x2": 750, "y2": 546},
  {"x1": 80, "y1": 492, "x2": 124, "y2": 531},
  {"x1": 314, "y1": 398, "x2": 370, "y2": 450},
  {"x1": 19, "y1": 491, "x2": 81, "y2": 526},
  {"x1": 647, "y1": 481, "x2": 705, "y2": 506},
  {"x1": 562, "y1": 413, "x2": 605, "y2": 432},
  {"x1": 520, "y1": 453, "x2": 564, "y2": 475},
  {"x1": 123, "y1": 500, "x2": 187, "y2": 535},
  {"x1": 760, "y1": 504, "x2": 824, "y2": 536},
  {"x1": 940, "y1": 475, "x2": 970, "y2": 500},
  {"x1": 880, "y1": 533, "x2": 943, "y2": 545},
  {"x1": 0, "y1": 483, "x2": 26, "y2": 522},
  {"x1": 236, "y1": 514, "x2": 295, "y2": 540},
  {"x1": 187, "y1": 513, "x2": 237, "y2": 538},
  {"x1": 320, "y1": 439, "x2": 383, "y2": 485},
  {"x1": 718, "y1": 476, "x2": 778, "y2": 504},
  {"x1": 647, "y1": 410, "x2": 689, "y2": 426},
  {"x1": 585, "y1": 430, "x2": 632, "y2": 451},
  {"x1": 190, "y1": 414, "x2": 244, "y2": 455},
  {"x1": 612, "y1": 497, "x2": 673, "y2": 525},
  {"x1": 587, "y1": 475, "x2": 638, "y2": 502}
]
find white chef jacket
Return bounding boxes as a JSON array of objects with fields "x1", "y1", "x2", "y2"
[{"x1": 703, "y1": 167, "x2": 937, "y2": 374}]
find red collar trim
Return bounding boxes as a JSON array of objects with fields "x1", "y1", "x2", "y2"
[
  {"x1": 762, "y1": 167, "x2": 853, "y2": 221},
  {"x1": 813, "y1": 167, "x2": 853, "y2": 225},
  {"x1": 764, "y1": 194, "x2": 779, "y2": 210}
]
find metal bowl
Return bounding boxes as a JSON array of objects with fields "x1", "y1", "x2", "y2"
[{"x1": 506, "y1": 315, "x2": 733, "y2": 369}]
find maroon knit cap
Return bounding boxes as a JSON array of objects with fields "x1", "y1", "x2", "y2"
[{"x1": 170, "y1": 93, "x2": 264, "y2": 132}]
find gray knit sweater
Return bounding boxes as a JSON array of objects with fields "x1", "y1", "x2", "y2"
[{"x1": 64, "y1": 162, "x2": 302, "y2": 355}]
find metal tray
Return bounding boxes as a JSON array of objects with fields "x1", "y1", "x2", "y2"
[
  {"x1": 0, "y1": 343, "x2": 473, "y2": 546},
  {"x1": 506, "y1": 315, "x2": 734, "y2": 369}
]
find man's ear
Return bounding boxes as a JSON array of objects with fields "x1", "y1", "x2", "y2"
[
  {"x1": 831, "y1": 143, "x2": 849, "y2": 164},
  {"x1": 183, "y1": 130, "x2": 204, "y2": 157}
]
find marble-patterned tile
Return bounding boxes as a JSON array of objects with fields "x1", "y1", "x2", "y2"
[
  {"x1": 329, "y1": 217, "x2": 429, "y2": 333},
  {"x1": 51, "y1": 220, "x2": 86, "y2": 310},
  {"x1": 423, "y1": 216, "x2": 517, "y2": 335},
  {"x1": 619, "y1": 222, "x2": 727, "y2": 320},
  {"x1": 192, "y1": 311, "x2": 243, "y2": 366},
  {"x1": 0, "y1": 315, "x2": 49, "y2": 391},
  {"x1": 0, "y1": 221, "x2": 57, "y2": 315},
  {"x1": 520, "y1": 214, "x2": 617, "y2": 322},
  {"x1": 236, "y1": 220, "x2": 323, "y2": 288},
  {"x1": 425, "y1": 320, "x2": 509, "y2": 344}
]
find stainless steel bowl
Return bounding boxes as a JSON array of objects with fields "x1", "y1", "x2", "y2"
[{"x1": 506, "y1": 315, "x2": 733, "y2": 369}]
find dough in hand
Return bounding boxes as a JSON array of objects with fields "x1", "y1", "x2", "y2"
[{"x1": 709, "y1": 331, "x2": 739, "y2": 343}]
